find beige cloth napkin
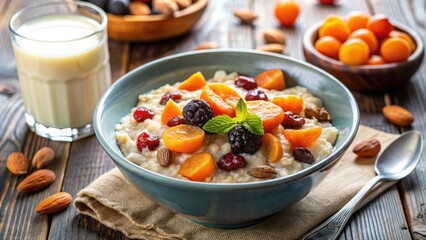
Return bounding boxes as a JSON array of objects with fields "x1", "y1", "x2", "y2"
[{"x1": 74, "y1": 125, "x2": 399, "y2": 240}]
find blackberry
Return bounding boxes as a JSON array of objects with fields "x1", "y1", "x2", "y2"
[
  {"x1": 228, "y1": 125, "x2": 262, "y2": 154},
  {"x1": 183, "y1": 99, "x2": 213, "y2": 128}
]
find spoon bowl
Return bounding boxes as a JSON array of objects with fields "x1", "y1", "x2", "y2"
[{"x1": 376, "y1": 131, "x2": 424, "y2": 180}]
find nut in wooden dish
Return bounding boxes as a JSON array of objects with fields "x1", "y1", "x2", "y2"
[{"x1": 107, "y1": 0, "x2": 208, "y2": 42}]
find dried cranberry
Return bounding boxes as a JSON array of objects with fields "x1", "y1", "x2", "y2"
[
  {"x1": 217, "y1": 153, "x2": 247, "y2": 171},
  {"x1": 245, "y1": 88, "x2": 269, "y2": 101},
  {"x1": 282, "y1": 111, "x2": 305, "y2": 129},
  {"x1": 160, "y1": 91, "x2": 182, "y2": 105},
  {"x1": 167, "y1": 116, "x2": 185, "y2": 127},
  {"x1": 234, "y1": 75, "x2": 257, "y2": 90},
  {"x1": 293, "y1": 147, "x2": 315, "y2": 164},
  {"x1": 133, "y1": 107, "x2": 154, "y2": 122},
  {"x1": 136, "y1": 132, "x2": 160, "y2": 151}
]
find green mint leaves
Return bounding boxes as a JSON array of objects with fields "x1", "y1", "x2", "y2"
[{"x1": 203, "y1": 99, "x2": 264, "y2": 135}]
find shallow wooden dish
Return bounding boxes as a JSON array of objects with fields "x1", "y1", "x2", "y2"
[
  {"x1": 107, "y1": 0, "x2": 208, "y2": 42},
  {"x1": 303, "y1": 21, "x2": 424, "y2": 92}
]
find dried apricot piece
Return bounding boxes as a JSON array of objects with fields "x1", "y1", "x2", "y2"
[
  {"x1": 348, "y1": 28, "x2": 378, "y2": 54},
  {"x1": 246, "y1": 100, "x2": 284, "y2": 132},
  {"x1": 262, "y1": 133, "x2": 283, "y2": 163},
  {"x1": 380, "y1": 37, "x2": 411, "y2": 63},
  {"x1": 283, "y1": 126, "x2": 322, "y2": 147},
  {"x1": 389, "y1": 30, "x2": 416, "y2": 53},
  {"x1": 366, "y1": 14, "x2": 393, "y2": 39},
  {"x1": 319, "y1": 19, "x2": 351, "y2": 42},
  {"x1": 271, "y1": 95, "x2": 304, "y2": 115},
  {"x1": 254, "y1": 69, "x2": 285, "y2": 90},
  {"x1": 178, "y1": 71, "x2": 207, "y2": 91},
  {"x1": 200, "y1": 83, "x2": 241, "y2": 117},
  {"x1": 339, "y1": 38, "x2": 370, "y2": 66},
  {"x1": 179, "y1": 152, "x2": 215, "y2": 181},
  {"x1": 346, "y1": 11, "x2": 370, "y2": 32},
  {"x1": 324, "y1": 15, "x2": 344, "y2": 24},
  {"x1": 161, "y1": 100, "x2": 182, "y2": 125},
  {"x1": 366, "y1": 55, "x2": 386, "y2": 65},
  {"x1": 163, "y1": 124, "x2": 205, "y2": 153},
  {"x1": 314, "y1": 36, "x2": 342, "y2": 59}
]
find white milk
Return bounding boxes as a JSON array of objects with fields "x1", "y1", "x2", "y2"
[{"x1": 12, "y1": 15, "x2": 111, "y2": 128}]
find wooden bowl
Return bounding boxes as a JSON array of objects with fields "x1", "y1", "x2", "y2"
[
  {"x1": 303, "y1": 21, "x2": 424, "y2": 92},
  {"x1": 107, "y1": 0, "x2": 208, "y2": 42}
]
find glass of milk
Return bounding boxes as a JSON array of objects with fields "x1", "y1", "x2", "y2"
[{"x1": 9, "y1": 2, "x2": 111, "y2": 141}]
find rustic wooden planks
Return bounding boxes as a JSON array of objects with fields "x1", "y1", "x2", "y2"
[{"x1": 368, "y1": 0, "x2": 426, "y2": 239}]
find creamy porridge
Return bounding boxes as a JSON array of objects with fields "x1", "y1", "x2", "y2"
[{"x1": 115, "y1": 70, "x2": 338, "y2": 183}]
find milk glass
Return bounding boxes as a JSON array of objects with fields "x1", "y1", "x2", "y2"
[{"x1": 10, "y1": 2, "x2": 111, "y2": 141}]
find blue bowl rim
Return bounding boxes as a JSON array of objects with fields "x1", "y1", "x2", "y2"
[{"x1": 94, "y1": 49, "x2": 360, "y2": 190}]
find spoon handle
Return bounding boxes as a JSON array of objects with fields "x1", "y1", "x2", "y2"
[{"x1": 300, "y1": 176, "x2": 383, "y2": 240}]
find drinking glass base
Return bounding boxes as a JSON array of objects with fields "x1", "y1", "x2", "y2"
[{"x1": 25, "y1": 113, "x2": 94, "y2": 142}]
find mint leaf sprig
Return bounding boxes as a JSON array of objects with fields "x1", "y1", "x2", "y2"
[{"x1": 203, "y1": 99, "x2": 264, "y2": 135}]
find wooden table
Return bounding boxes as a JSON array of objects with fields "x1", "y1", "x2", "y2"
[{"x1": 1, "y1": 0, "x2": 425, "y2": 239}]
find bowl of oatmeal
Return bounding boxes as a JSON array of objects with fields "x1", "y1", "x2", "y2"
[{"x1": 94, "y1": 50, "x2": 359, "y2": 227}]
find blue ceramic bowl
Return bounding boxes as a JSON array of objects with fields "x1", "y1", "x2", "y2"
[{"x1": 94, "y1": 50, "x2": 359, "y2": 228}]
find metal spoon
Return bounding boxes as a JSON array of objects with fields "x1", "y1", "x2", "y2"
[{"x1": 301, "y1": 130, "x2": 424, "y2": 240}]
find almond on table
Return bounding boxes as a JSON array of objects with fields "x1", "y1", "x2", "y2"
[
  {"x1": 36, "y1": 192, "x2": 73, "y2": 214},
  {"x1": 6, "y1": 152, "x2": 29, "y2": 176},
  {"x1": 16, "y1": 169, "x2": 56, "y2": 193}
]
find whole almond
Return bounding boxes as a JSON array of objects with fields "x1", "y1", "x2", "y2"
[
  {"x1": 256, "y1": 43, "x2": 285, "y2": 54},
  {"x1": 6, "y1": 152, "x2": 29, "y2": 176},
  {"x1": 248, "y1": 165, "x2": 277, "y2": 179},
  {"x1": 17, "y1": 169, "x2": 56, "y2": 192},
  {"x1": 382, "y1": 105, "x2": 414, "y2": 127},
  {"x1": 32, "y1": 147, "x2": 55, "y2": 169},
  {"x1": 130, "y1": 2, "x2": 151, "y2": 15},
  {"x1": 194, "y1": 41, "x2": 220, "y2": 50},
  {"x1": 36, "y1": 192, "x2": 72, "y2": 214},
  {"x1": 263, "y1": 28, "x2": 286, "y2": 44},
  {"x1": 172, "y1": 0, "x2": 191, "y2": 10},
  {"x1": 153, "y1": 0, "x2": 179, "y2": 16},
  {"x1": 352, "y1": 138, "x2": 381, "y2": 158},
  {"x1": 234, "y1": 9, "x2": 258, "y2": 24},
  {"x1": 157, "y1": 146, "x2": 172, "y2": 167}
]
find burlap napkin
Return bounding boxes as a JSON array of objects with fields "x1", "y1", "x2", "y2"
[{"x1": 74, "y1": 125, "x2": 399, "y2": 240}]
